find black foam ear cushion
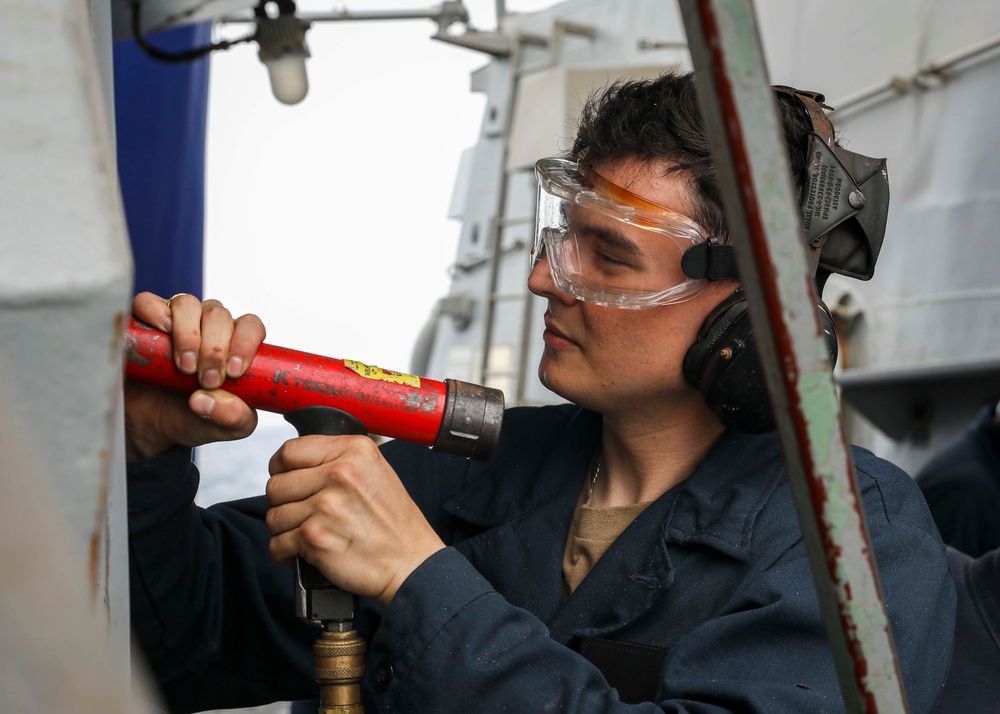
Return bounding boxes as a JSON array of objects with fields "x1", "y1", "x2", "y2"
[
  {"x1": 684, "y1": 289, "x2": 838, "y2": 433},
  {"x1": 683, "y1": 289, "x2": 750, "y2": 391}
]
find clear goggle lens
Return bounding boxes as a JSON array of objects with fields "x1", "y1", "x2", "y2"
[{"x1": 532, "y1": 158, "x2": 712, "y2": 308}]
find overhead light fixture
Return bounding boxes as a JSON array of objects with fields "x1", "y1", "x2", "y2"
[{"x1": 255, "y1": 1, "x2": 311, "y2": 105}]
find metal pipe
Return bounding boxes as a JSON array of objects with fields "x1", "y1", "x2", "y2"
[
  {"x1": 918, "y1": 31, "x2": 1000, "y2": 79},
  {"x1": 219, "y1": 2, "x2": 470, "y2": 27},
  {"x1": 677, "y1": 1, "x2": 909, "y2": 711},
  {"x1": 832, "y1": 32, "x2": 1000, "y2": 116}
]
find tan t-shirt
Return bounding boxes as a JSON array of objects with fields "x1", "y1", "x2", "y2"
[{"x1": 563, "y1": 476, "x2": 654, "y2": 597}]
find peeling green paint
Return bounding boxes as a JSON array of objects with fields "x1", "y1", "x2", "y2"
[
  {"x1": 798, "y1": 368, "x2": 838, "y2": 468},
  {"x1": 680, "y1": 0, "x2": 908, "y2": 705}
]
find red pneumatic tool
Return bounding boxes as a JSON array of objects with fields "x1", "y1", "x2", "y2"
[
  {"x1": 125, "y1": 317, "x2": 505, "y2": 712},
  {"x1": 123, "y1": 318, "x2": 505, "y2": 460}
]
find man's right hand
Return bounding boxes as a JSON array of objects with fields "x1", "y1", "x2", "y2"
[{"x1": 124, "y1": 292, "x2": 266, "y2": 462}]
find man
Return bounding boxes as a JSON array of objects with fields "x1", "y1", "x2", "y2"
[
  {"x1": 918, "y1": 402, "x2": 1000, "y2": 557},
  {"x1": 929, "y1": 545, "x2": 1000, "y2": 713},
  {"x1": 126, "y1": 72, "x2": 954, "y2": 712}
]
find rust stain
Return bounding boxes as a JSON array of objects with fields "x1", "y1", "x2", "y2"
[
  {"x1": 112, "y1": 311, "x2": 126, "y2": 352},
  {"x1": 89, "y1": 447, "x2": 110, "y2": 605}
]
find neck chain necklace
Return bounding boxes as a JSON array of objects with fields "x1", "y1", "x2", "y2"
[{"x1": 589, "y1": 453, "x2": 602, "y2": 495}]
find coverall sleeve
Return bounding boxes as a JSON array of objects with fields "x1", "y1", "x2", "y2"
[
  {"x1": 127, "y1": 439, "x2": 472, "y2": 713},
  {"x1": 128, "y1": 447, "x2": 321, "y2": 712}
]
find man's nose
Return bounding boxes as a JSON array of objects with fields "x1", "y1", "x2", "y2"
[{"x1": 527, "y1": 252, "x2": 575, "y2": 305}]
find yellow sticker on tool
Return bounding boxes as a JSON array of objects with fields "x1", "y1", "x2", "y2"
[{"x1": 343, "y1": 359, "x2": 421, "y2": 388}]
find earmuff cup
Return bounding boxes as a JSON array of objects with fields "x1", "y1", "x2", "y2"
[{"x1": 683, "y1": 288, "x2": 839, "y2": 433}]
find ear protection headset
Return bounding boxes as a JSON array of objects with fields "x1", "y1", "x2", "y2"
[{"x1": 682, "y1": 87, "x2": 890, "y2": 433}]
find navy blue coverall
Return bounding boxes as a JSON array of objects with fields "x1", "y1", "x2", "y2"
[{"x1": 129, "y1": 405, "x2": 955, "y2": 712}]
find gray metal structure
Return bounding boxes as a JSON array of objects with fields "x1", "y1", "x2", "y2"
[{"x1": 1, "y1": 0, "x2": 137, "y2": 709}]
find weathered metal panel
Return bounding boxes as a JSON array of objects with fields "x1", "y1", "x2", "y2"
[
  {"x1": 0, "y1": 0, "x2": 134, "y2": 678},
  {"x1": 677, "y1": 1, "x2": 907, "y2": 711}
]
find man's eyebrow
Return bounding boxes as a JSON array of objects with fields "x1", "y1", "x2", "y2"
[{"x1": 575, "y1": 221, "x2": 644, "y2": 256}]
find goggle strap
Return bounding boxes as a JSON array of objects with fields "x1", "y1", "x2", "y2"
[
  {"x1": 681, "y1": 239, "x2": 739, "y2": 281},
  {"x1": 773, "y1": 85, "x2": 836, "y2": 149}
]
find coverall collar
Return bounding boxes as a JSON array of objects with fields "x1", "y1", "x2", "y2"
[{"x1": 441, "y1": 406, "x2": 787, "y2": 641}]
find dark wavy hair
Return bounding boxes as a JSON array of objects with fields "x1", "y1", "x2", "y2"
[{"x1": 570, "y1": 71, "x2": 815, "y2": 243}]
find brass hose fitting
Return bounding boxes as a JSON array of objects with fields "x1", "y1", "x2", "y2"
[{"x1": 315, "y1": 627, "x2": 367, "y2": 713}]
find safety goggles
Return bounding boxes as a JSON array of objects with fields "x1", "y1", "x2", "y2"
[{"x1": 532, "y1": 158, "x2": 719, "y2": 309}]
